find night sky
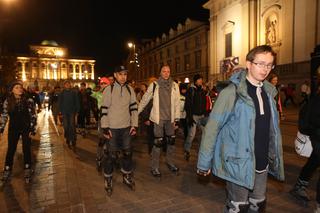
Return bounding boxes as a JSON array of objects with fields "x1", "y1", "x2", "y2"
[{"x1": 2, "y1": 0, "x2": 209, "y2": 76}]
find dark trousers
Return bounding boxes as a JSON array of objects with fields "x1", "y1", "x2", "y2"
[
  {"x1": 180, "y1": 118, "x2": 188, "y2": 139},
  {"x1": 63, "y1": 113, "x2": 77, "y2": 143},
  {"x1": 78, "y1": 108, "x2": 90, "y2": 128},
  {"x1": 5, "y1": 128, "x2": 31, "y2": 169},
  {"x1": 298, "y1": 138, "x2": 320, "y2": 203},
  {"x1": 104, "y1": 127, "x2": 133, "y2": 176},
  {"x1": 146, "y1": 123, "x2": 154, "y2": 154}
]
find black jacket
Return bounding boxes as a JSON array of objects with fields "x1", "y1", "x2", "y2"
[{"x1": 185, "y1": 84, "x2": 207, "y2": 117}]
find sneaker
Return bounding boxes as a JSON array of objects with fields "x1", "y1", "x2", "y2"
[{"x1": 150, "y1": 168, "x2": 161, "y2": 177}]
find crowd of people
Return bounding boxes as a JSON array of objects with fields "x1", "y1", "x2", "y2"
[{"x1": 0, "y1": 44, "x2": 319, "y2": 212}]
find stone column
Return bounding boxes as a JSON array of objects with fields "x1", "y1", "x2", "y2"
[
  {"x1": 72, "y1": 63, "x2": 76, "y2": 80},
  {"x1": 91, "y1": 64, "x2": 95, "y2": 80},
  {"x1": 79, "y1": 64, "x2": 82, "y2": 80},
  {"x1": 248, "y1": 0, "x2": 257, "y2": 50},
  {"x1": 208, "y1": 15, "x2": 218, "y2": 83},
  {"x1": 21, "y1": 61, "x2": 27, "y2": 81}
]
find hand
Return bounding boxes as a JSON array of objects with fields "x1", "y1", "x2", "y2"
[
  {"x1": 197, "y1": 168, "x2": 211, "y2": 177},
  {"x1": 129, "y1": 127, "x2": 137, "y2": 136},
  {"x1": 29, "y1": 132, "x2": 36, "y2": 137},
  {"x1": 187, "y1": 118, "x2": 196, "y2": 128},
  {"x1": 174, "y1": 121, "x2": 180, "y2": 130},
  {"x1": 103, "y1": 128, "x2": 112, "y2": 139},
  {"x1": 144, "y1": 120, "x2": 151, "y2": 126}
]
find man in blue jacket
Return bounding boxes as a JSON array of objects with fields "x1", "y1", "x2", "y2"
[
  {"x1": 197, "y1": 45, "x2": 284, "y2": 212},
  {"x1": 59, "y1": 80, "x2": 80, "y2": 150}
]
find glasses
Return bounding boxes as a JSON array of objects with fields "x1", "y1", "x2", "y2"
[{"x1": 251, "y1": 61, "x2": 275, "y2": 70}]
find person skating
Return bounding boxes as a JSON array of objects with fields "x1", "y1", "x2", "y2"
[
  {"x1": 138, "y1": 64, "x2": 180, "y2": 178},
  {"x1": 100, "y1": 66, "x2": 138, "y2": 195},
  {"x1": 0, "y1": 80, "x2": 37, "y2": 184}
]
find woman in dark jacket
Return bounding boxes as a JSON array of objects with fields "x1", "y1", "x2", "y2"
[
  {"x1": 0, "y1": 80, "x2": 37, "y2": 183},
  {"x1": 290, "y1": 86, "x2": 320, "y2": 211}
]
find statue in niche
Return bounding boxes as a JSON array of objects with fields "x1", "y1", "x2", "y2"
[{"x1": 266, "y1": 18, "x2": 277, "y2": 44}]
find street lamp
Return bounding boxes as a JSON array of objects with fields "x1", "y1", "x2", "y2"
[{"x1": 127, "y1": 42, "x2": 140, "y2": 80}]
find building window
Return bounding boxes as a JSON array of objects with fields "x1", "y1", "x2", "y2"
[
  {"x1": 175, "y1": 45, "x2": 179, "y2": 54},
  {"x1": 175, "y1": 57, "x2": 180, "y2": 73},
  {"x1": 154, "y1": 64, "x2": 158, "y2": 74},
  {"x1": 167, "y1": 48, "x2": 171, "y2": 58},
  {"x1": 154, "y1": 54, "x2": 157, "y2": 63},
  {"x1": 184, "y1": 41, "x2": 189, "y2": 50},
  {"x1": 195, "y1": 50, "x2": 201, "y2": 69},
  {"x1": 159, "y1": 51, "x2": 163, "y2": 60},
  {"x1": 184, "y1": 54, "x2": 190, "y2": 71},
  {"x1": 195, "y1": 36, "x2": 201, "y2": 47},
  {"x1": 225, "y1": 33, "x2": 232, "y2": 57}
]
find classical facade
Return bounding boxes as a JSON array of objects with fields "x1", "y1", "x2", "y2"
[
  {"x1": 135, "y1": 18, "x2": 209, "y2": 83},
  {"x1": 204, "y1": 0, "x2": 320, "y2": 86},
  {"x1": 16, "y1": 40, "x2": 95, "y2": 89}
]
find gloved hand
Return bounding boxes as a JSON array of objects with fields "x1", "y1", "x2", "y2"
[{"x1": 187, "y1": 116, "x2": 196, "y2": 128}]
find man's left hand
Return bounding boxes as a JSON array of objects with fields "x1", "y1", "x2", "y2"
[{"x1": 129, "y1": 127, "x2": 137, "y2": 136}]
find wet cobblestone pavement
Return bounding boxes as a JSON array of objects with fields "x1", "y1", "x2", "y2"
[{"x1": 0, "y1": 107, "x2": 316, "y2": 212}]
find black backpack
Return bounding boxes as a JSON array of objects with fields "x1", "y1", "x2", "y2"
[
  {"x1": 139, "y1": 83, "x2": 156, "y2": 122},
  {"x1": 298, "y1": 99, "x2": 313, "y2": 135}
]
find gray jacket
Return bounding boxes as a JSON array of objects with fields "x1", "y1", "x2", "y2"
[{"x1": 101, "y1": 82, "x2": 138, "y2": 129}]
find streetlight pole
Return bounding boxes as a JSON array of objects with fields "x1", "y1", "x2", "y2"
[{"x1": 127, "y1": 42, "x2": 140, "y2": 82}]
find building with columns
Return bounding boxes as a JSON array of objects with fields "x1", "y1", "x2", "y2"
[
  {"x1": 16, "y1": 40, "x2": 95, "y2": 89},
  {"x1": 204, "y1": 0, "x2": 320, "y2": 86},
  {"x1": 135, "y1": 18, "x2": 209, "y2": 84}
]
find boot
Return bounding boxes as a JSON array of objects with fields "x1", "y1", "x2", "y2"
[
  {"x1": 104, "y1": 176, "x2": 112, "y2": 196},
  {"x1": 24, "y1": 164, "x2": 33, "y2": 183},
  {"x1": 166, "y1": 163, "x2": 179, "y2": 175},
  {"x1": 150, "y1": 168, "x2": 161, "y2": 178},
  {"x1": 123, "y1": 173, "x2": 135, "y2": 191},
  {"x1": 290, "y1": 179, "x2": 310, "y2": 206},
  {"x1": 1, "y1": 166, "x2": 11, "y2": 182}
]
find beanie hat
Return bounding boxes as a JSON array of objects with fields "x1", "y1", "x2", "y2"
[
  {"x1": 9, "y1": 80, "x2": 23, "y2": 91},
  {"x1": 100, "y1": 77, "x2": 111, "y2": 85},
  {"x1": 179, "y1": 83, "x2": 188, "y2": 91},
  {"x1": 193, "y1": 74, "x2": 203, "y2": 83}
]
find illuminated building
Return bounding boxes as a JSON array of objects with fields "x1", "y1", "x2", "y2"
[
  {"x1": 203, "y1": 0, "x2": 319, "y2": 86},
  {"x1": 16, "y1": 40, "x2": 95, "y2": 88},
  {"x1": 135, "y1": 18, "x2": 209, "y2": 83}
]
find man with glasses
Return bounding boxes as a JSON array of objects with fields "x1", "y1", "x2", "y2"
[{"x1": 197, "y1": 45, "x2": 284, "y2": 212}]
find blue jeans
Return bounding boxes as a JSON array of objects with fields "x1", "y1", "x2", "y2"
[
  {"x1": 225, "y1": 171, "x2": 268, "y2": 212},
  {"x1": 104, "y1": 127, "x2": 133, "y2": 176},
  {"x1": 62, "y1": 113, "x2": 76, "y2": 143},
  {"x1": 184, "y1": 115, "x2": 205, "y2": 152}
]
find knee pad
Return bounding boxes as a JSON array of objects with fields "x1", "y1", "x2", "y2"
[
  {"x1": 106, "y1": 151, "x2": 117, "y2": 161},
  {"x1": 166, "y1": 135, "x2": 176, "y2": 145},
  {"x1": 123, "y1": 149, "x2": 132, "y2": 158},
  {"x1": 249, "y1": 198, "x2": 266, "y2": 212},
  {"x1": 154, "y1": 137, "x2": 163, "y2": 148}
]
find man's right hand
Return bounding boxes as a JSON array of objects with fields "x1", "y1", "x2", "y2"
[
  {"x1": 103, "y1": 128, "x2": 112, "y2": 139},
  {"x1": 197, "y1": 168, "x2": 211, "y2": 177}
]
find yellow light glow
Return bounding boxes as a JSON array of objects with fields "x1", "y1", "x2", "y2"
[
  {"x1": 56, "y1": 50, "x2": 64, "y2": 57},
  {"x1": 128, "y1": 42, "x2": 134, "y2": 48}
]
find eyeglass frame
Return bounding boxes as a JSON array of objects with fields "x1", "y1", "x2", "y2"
[{"x1": 251, "y1": 61, "x2": 275, "y2": 70}]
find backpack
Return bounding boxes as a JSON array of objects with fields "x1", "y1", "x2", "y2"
[
  {"x1": 298, "y1": 99, "x2": 313, "y2": 136},
  {"x1": 139, "y1": 82, "x2": 156, "y2": 121}
]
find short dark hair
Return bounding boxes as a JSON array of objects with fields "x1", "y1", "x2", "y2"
[
  {"x1": 80, "y1": 82, "x2": 86, "y2": 87},
  {"x1": 246, "y1": 45, "x2": 276, "y2": 62}
]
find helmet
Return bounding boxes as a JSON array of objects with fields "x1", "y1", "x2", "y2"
[{"x1": 100, "y1": 77, "x2": 111, "y2": 85}]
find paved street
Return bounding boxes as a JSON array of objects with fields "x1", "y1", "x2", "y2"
[{"x1": 0, "y1": 106, "x2": 316, "y2": 212}]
